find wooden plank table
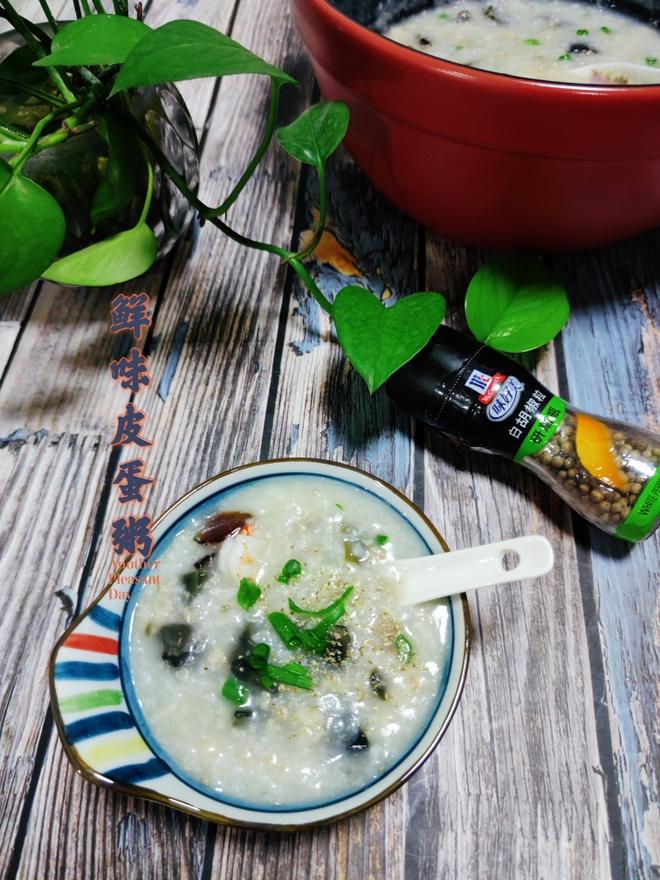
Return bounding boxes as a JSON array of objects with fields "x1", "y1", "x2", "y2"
[{"x1": 1, "y1": 1, "x2": 658, "y2": 877}]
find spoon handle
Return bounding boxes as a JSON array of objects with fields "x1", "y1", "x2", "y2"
[{"x1": 395, "y1": 535, "x2": 554, "y2": 605}]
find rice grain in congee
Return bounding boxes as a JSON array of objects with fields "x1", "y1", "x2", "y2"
[{"x1": 127, "y1": 475, "x2": 452, "y2": 807}]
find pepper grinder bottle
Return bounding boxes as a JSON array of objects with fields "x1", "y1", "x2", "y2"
[{"x1": 387, "y1": 326, "x2": 660, "y2": 542}]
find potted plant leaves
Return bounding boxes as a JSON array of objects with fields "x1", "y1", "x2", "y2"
[{"x1": 0, "y1": 0, "x2": 570, "y2": 391}]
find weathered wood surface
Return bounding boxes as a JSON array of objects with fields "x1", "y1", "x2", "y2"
[{"x1": 0, "y1": 0, "x2": 658, "y2": 878}]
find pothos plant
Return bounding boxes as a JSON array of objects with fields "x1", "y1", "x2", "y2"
[{"x1": 0, "y1": 2, "x2": 570, "y2": 392}]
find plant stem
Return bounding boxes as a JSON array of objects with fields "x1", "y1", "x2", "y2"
[
  {"x1": 207, "y1": 78, "x2": 281, "y2": 218},
  {"x1": 0, "y1": 95, "x2": 92, "y2": 158},
  {"x1": 137, "y1": 152, "x2": 154, "y2": 226},
  {"x1": 127, "y1": 110, "x2": 334, "y2": 315},
  {"x1": 0, "y1": 122, "x2": 27, "y2": 141},
  {"x1": 80, "y1": 0, "x2": 92, "y2": 15},
  {"x1": 48, "y1": 68, "x2": 77, "y2": 104},
  {"x1": 77, "y1": 66, "x2": 103, "y2": 88},
  {"x1": 126, "y1": 111, "x2": 210, "y2": 213},
  {"x1": 295, "y1": 161, "x2": 327, "y2": 261},
  {"x1": 288, "y1": 256, "x2": 333, "y2": 315},
  {"x1": 0, "y1": 129, "x2": 27, "y2": 153},
  {"x1": 29, "y1": 118, "x2": 96, "y2": 152},
  {"x1": 208, "y1": 215, "x2": 285, "y2": 258},
  {"x1": 209, "y1": 216, "x2": 333, "y2": 314},
  {"x1": 37, "y1": 0, "x2": 58, "y2": 30},
  {"x1": 11, "y1": 108, "x2": 56, "y2": 172},
  {"x1": 0, "y1": 142, "x2": 24, "y2": 153}
]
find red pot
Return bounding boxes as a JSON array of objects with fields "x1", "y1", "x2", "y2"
[{"x1": 290, "y1": 0, "x2": 660, "y2": 251}]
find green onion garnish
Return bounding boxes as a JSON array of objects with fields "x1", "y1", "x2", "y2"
[
  {"x1": 221, "y1": 677, "x2": 249, "y2": 705},
  {"x1": 558, "y1": 53, "x2": 571, "y2": 61},
  {"x1": 237, "y1": 577, "x2": 261, "y2": 610},
  {"x1": 288, "y1": 586, "x2": 354, "y2": 617},
  {"x1": 646, "y1": 57, "x2": 658, "y2": 66},
  {"x1": 395, "y1": 634, "x2": 414, "y2": 665},
  {"x1": 576, "y1": 28, "x2": 588, "y2": 36},
  {"x1": 262, "y1": 661, "x2": 313, "y2": 690},
  {"x1": 268, "y1": 592, "x2": 350, "y2": 655},
  {"x1": 268, "y1": 611, "x2": 302, "y2": 649},
  {"x1": 375, "y1": 534, "x2": 389, "y2": 546},
  {"x1": 523, "y1": 38, "x2": 540, "y2": 46},
  {"x1": 259, "y1": 672, "x2": 275, "y2": 690},
  {"x1": 335, "y1": 502, "x2": 344, "y2": 510},
  {"x1": 299, "y1": 626, "x2": 329, "y2": 654},
  {"x1": 248, "y1": 642, "x2": 271, "y2": 670},
  {"x1": 600, "y1": 26, "x2": 611, "y2": 34},
  {"x1": 277, "y1": 558, "x2": 302, "y2": 584}
]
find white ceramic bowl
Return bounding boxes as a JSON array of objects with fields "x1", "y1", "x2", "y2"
[{"x1": 50, "y1": 459, "x2": 470, "y2": 828}]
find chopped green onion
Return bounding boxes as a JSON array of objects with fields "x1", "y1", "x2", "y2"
[
  {"x1": 437, "y1": 12, "x2": 450, "y2": 19},
  {"x1": 298, "y1": 628, "x2": 328, "y2": 654},
  {"x1": 259, "y1": 672, "x2": 275, "y2": 690},
  {"x1": 558, "y1": 53, "x2": 571, "y2": 61},
  {"x1": 395, "y1": 633, "x2": 414, "y2": 665},
  {"x1": 248, "y1": 642, "x2": 271, "y2": 670},
  {"x1": 309, "y1": 601, "x2": 346, "y2": 636},
  {"x1": 237, "y1": 577, "x2": 261, "y2": 610},
  {"x1": 268, "y1": 611, "x2": 302, "y2": 649},
  {"x1": 375, "y1": 534, "x2": 389, "y2": 546},
  {"x1": 221, "y1": 677, "x2": 249, "y2": 705},
  {"x1": 523, "y1": 38, "x2": 540, "y2": 46},
  {"x1": 269, "y1": 603, "x2": 346, "y2": 656},
  {"x1": 277, "y1": 558, "x2": 302, "y2": 584},
  {"x1": 335, "y1": 502, "x2": 344, "y2": 510},
  {"x1": 288, "y1": 586, "x2": 354, "y2": 617},
  {"x1": 646, "y1": 57, "x2": 658, "y2": 66},
  {"x1": 576, "y1": 28, "x2": 588, "y2": 36},
  {"x1": 600, "y1": 26, "x2": 611, "y2": 34},
  {"x1": 264, "y1": 661, "x2": 314, "y2": 690}
]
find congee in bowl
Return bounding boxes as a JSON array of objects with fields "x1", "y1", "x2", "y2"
[
  {"x1": 123, "y1": 470, "x2": 459, "y2": 810},
  {"x1": 384, "y1": 0, "x2": 660, "y2": 83}
]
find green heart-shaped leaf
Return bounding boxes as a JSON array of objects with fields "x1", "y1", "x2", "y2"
[
  {"x1": 34, "y1": 15, "x2": 151, "y2": 68},
  {"x1": 111, "y1": 20, "x2": 295, "y2": 96},
  {"x1": 0, "y1": 159, "x2": 66, "y2": 296},
  {"x1": 333, "y1": 286, "x2": 446, "y2": 393},
  {"x1": 42, "y1": 222, "x2": 157, "y2": 286},
  {"x1": 277, "y1": 102, "x2": 349, "y2": 167},
  {"x1": 91, "y1": 115, "x2": 140, "y2": 227},
  {"x1": 465, "y1": 256, "x2": 570, "y2": 352}
]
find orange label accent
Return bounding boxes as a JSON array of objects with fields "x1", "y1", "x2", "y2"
[{"x1": 575, "y1": 414, "x2": 628, "y2": 491}]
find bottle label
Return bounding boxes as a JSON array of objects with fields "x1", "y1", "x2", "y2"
[
  {"x1": 386, "y1": 328, "x2": 565, "y2": 461},
  {"x1": 513, "y1": 396, "x2": 566, "y2": 463},
  {"x1": 616, "y1": 467, "x2": 660, "y2": 542},
  {"x1": 454, "y1": 360, "x2": 565, "y2": 459},
  {"x1": 486, "y1": 376, "x2": 525, "y2": 422}
]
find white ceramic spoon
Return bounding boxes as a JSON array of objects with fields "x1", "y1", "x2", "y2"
[
  {"x1": 393, "y1": 535, "x2": 554, "y2": 605},
  {"x1": 571, "y1": 62, "x2": 660, "y2": 85}
]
